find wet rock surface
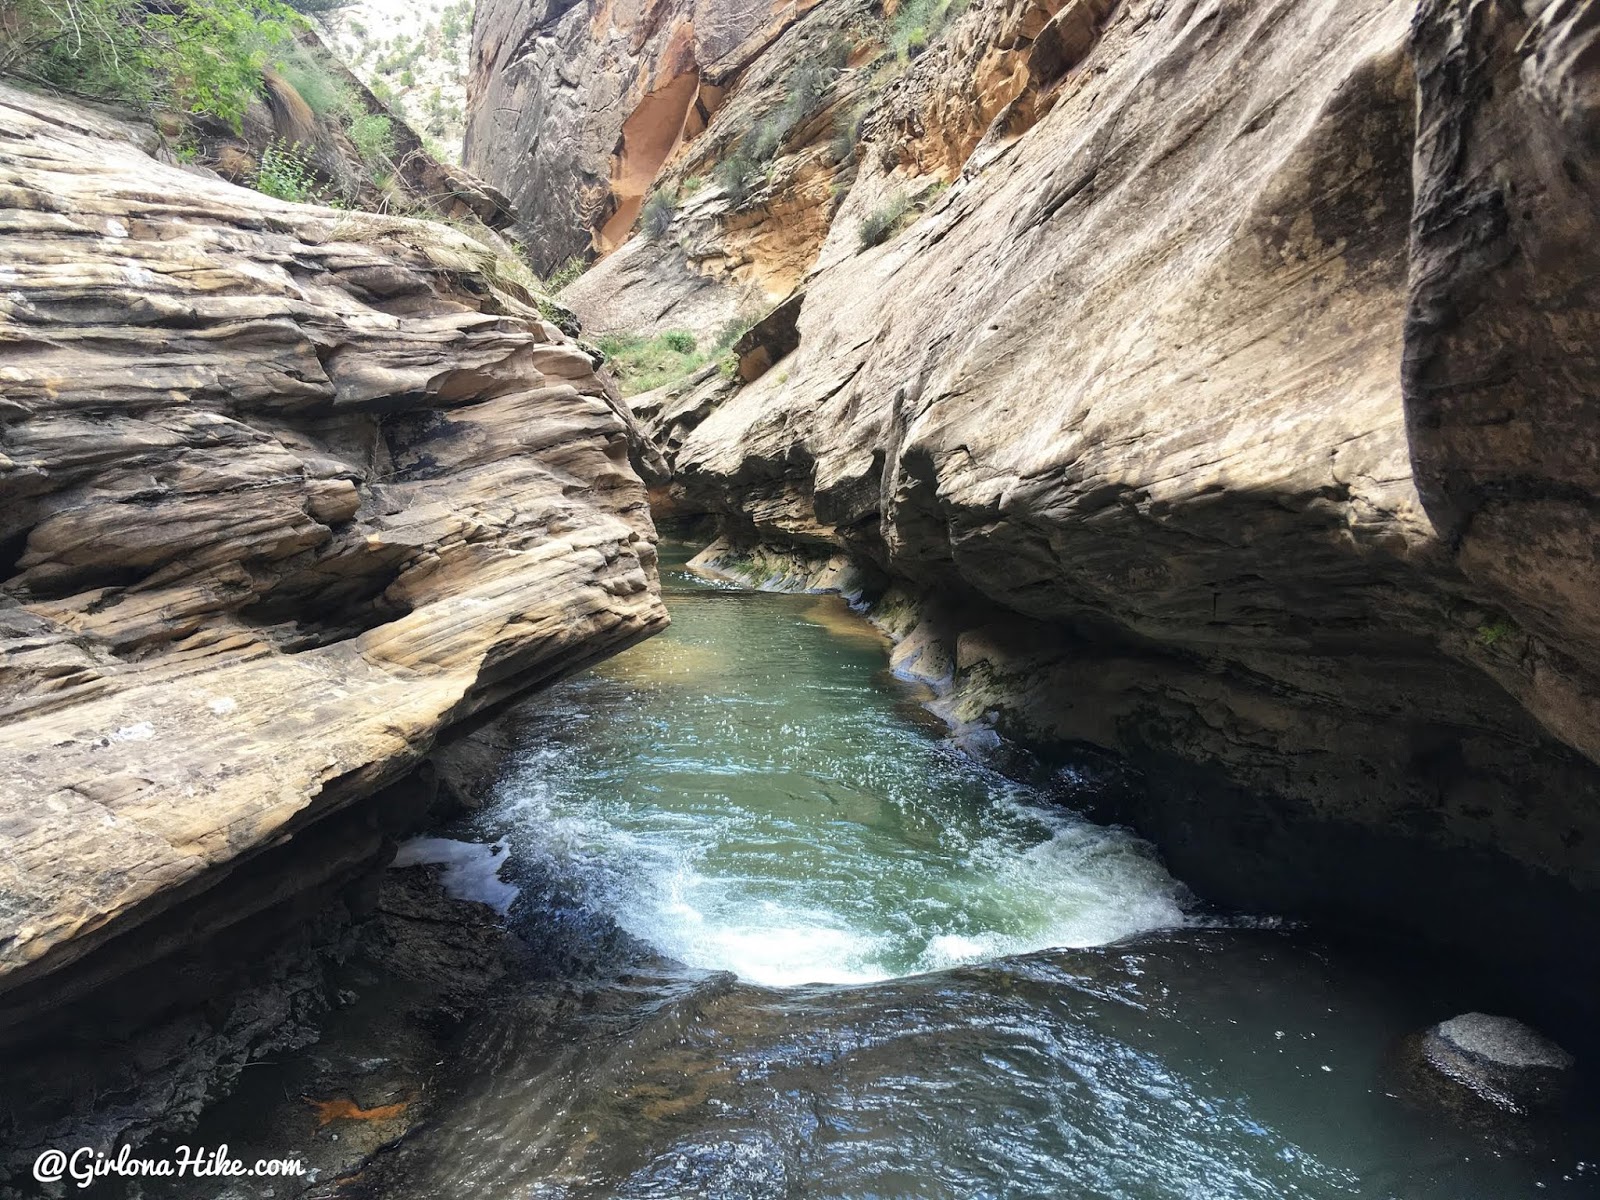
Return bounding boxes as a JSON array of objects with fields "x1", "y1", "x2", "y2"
[
  {"x1": 0, "y1": 80, "x2": 667, "y2": 1172},
  {"x1": 1422, "y1": 1013, "x2": 1577, "y2": 1113}
]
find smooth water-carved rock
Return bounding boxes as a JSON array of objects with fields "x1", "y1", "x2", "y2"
[
  {"x1": 0, "y1": 83, "x2": 668, "y2": 1044},
  {"x1": 1422, "y1": 1013, "x2": 1576, "y2": 1112},
  {"x1": 620, "y1": 0, "x2": 1600, "y2": 1036}
]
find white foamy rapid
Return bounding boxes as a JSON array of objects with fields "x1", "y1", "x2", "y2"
[
  {"x1": 392, "y1": 837, "x2": 521, "y2": 914},
  {"x1": 497, "y1": 764, "x2": 1187, "y2": 988},
  {"x1": 478, "y1": 557, "x2": 1190, "y2": 989}
]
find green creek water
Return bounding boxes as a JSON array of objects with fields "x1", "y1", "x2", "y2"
[{"x1": 359, "y1": 544, "x2": 1596, "y2": 1198}]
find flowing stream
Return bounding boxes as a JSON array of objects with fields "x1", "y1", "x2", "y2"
[{"x1": 345, "y1": 545, "x2": 1595, "y2": 1198}]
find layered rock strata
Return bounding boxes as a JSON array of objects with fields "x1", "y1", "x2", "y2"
[
  {"x1": 464, "y1": 0, "x2": 870, "y2": 275},
  {"x1": 0, "y1": 78, "x2": 667, "y2": 1104}
]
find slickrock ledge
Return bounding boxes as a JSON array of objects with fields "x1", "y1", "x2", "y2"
[{"x1": 0, "y1": 84, "x2": 668, "y2": 1028}]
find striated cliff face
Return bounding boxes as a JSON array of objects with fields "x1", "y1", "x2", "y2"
[
  {"x1": 481, "y1": 0, "x2": 1600, "y2": 1029},
  {"x1": 463, "y1": 0, "x2": 847, "y2": 274},
  {"x1": 0, "y1": 80, "x2": 666, "y2": 1123}
]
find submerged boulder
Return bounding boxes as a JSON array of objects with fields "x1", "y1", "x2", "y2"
[{"x1": 1421, "y1": 1013, "x2": 1576, "y2": 1113}]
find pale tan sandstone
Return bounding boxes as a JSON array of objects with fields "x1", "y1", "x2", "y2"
[{"x1": 0, "y1": 83, "x2": 668, "y2": 1015}]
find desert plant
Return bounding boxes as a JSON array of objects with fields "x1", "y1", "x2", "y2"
[
  {"x1": 276, "y1": 49, "x2": 356, "y2": 119},
  {"x1": 890, "y1": 0, "x2": 966, "y2": 60},
  {"x1": 739, "y1": 59, "x2": 838, "y2": 171},
  {"x1": 347, "y1": 112, "x2": 395, "y2": 164},
  {"x1": 788, "y1": 63, "x2": 829, "y2": 114},
  {"x1": 1, "y1": 0, "x2": 305, "y2": 129},
  {"x1": 710, "y1": 313, "x2": 755, "y2": 376},
  {"x1": 1477, "y1": 617, "x2": 1521, "y2": 648},
  {"x1": 640, "y1": 189, "x2": 676, "y2": 239},
  {"x1": 597, "y1": 331, "x2": 708, "y2": 395},
  {"x1": 820, "y1": 30, "x2": 852, "y2": 69},
  {"x1": 857, "y1": 191, "x2": 909, "y2": 249},
  {"x1": 745, "y1": 118, "x2": 784, "y2": 163},
  {"x1": 252, "y1": 139, "x2": 322, "y2": 202},
  {"x1": 544, "y1": 256, "x2": 586, "y2": 291},
  {"x1": 440, "y1": 1, "x2": 470, "y2": 43},
  {"x1": 830, "y1": 106, "x2": 865, "y2": 163},
  {"x1": 714, "y1": 149, "x2": 757, "y2": 204}
]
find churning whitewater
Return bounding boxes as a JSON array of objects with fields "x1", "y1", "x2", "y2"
[
  {"x1": 476, "y1": 544, "x2": 1188, "y2": 988},
  {"x1": 351, "y1": 545, "x2": 1598, "y2": 1200}
]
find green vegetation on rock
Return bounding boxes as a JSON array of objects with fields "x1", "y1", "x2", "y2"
[
  {"x1": 889, "y1": 0, "x2": 968, "y2": 60},
  {"x1": 641, "y1": 189, "x2": 676, "y2": 240},
  {"x1": 543, "y1": 256, "x2": 587, "y2": 292},
  {"x1": 252, "y1": 140, "x2": 326, "y2": 202},
  {"x1": 599, "y1": 319, "x2": 750, "y2": 395},
  {"x1": 348, "y1": 112, "x2": 395, "y2": 164},
  {"x1": 716, "y1": 57, "x2": 842, "y2": 210},
  {"x1": 1477, "y1": 616, "x2": 1522, "y2": 649},
  {"x1": 276, "y1": 47, "x2": 357, "y2": 119},
  {"x1": 598, "y1": 331, "x2": 707, "y2": 395},
  {"x1": 858, "y1": 191, "x2": 910, "y2": 249},
  {"x1": 0, "y1": 0, "x2": 304, "y2": 129}
]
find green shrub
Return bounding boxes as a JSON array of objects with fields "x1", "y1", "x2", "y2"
[
  {"x1": 736, "y1": 59, "x2": 838, "y2": 174},
  {"x1": 820, "y1": 30, "x2": 852, "y2": 69},
  {"x1": 711, "y1": 314, "x2": 753, "y2": 376},
  {"x1": 348, "y1": 112, "x2": 395, "y2": 163},
  {"x1": 788, "y1": 63, "x2": 829, "y2": 114},
  {"x1": 745, "y1": 118, "x2": 784, "y2": 163},
  {"x1": 889, "y1": 0, "x2": 966, "y2": 60},
  {"x1": 830, "y1": 106, "x2": 865, "y2": 163},
  {"x1": 440, "y1": 1, "x2": 470, "y2": 43},
  {"x1": 714, "y1": 149, "x2": 756, "y2": 204},
  {"x1": 1477, "y1": 616, "x2": 1521, "y2": 648},
  {"x1": 544, "y1": 256, "x2": 586, "y2": 291},
  {"x1": 0, "y1": 0, "x2": 304, "y2": 129},
  {"x1": 857, "y1": 191, "x2": 909, "y2": 250},
  {"x1": 640, "y1": 189, "x2": 676, "y2": 239},
  {"x1": 276, "y1": 49, "x2": 356, "y2": 119},
  {"x1": 252, "y1": 139, "x2": 322, "y2": 202},
  {"x1": 597, "y1": 331, "x2": 708, "y2": 396}
]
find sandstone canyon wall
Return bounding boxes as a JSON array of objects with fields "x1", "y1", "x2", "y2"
[
  {"x1": 470, "y1": 0, "x2": 1600, "y2": 1038},
  {"x1": 0, "y1": 81, "x2": 667, "y2": 1155}
]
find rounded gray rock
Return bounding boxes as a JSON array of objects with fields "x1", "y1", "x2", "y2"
[{"x1": 1421, "y1": 1013, "x2": 1575, "y2": 1112}]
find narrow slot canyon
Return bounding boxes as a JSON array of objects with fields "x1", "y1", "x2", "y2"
[{"x1": 2, "y1": 0, "x2": 1599, "y2": 1195}]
